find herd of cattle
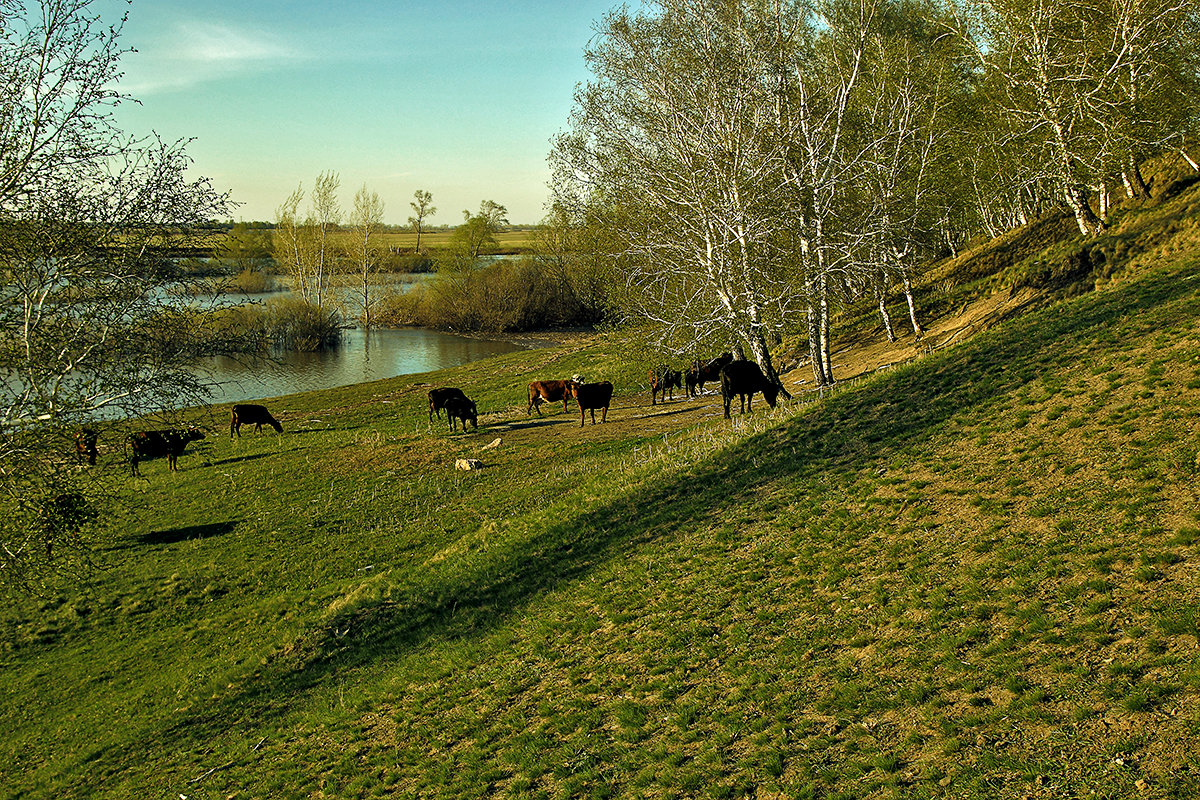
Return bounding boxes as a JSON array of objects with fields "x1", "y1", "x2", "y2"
[
  {"x1": 89, "y1": 354, "x2": 789, "y2": 476},
  {"x1": 76, "y1": 403, "x2": 286, "y2": 477},
  {"x1": 429, "y1": 352, "x2": 791, "y2": 430}
]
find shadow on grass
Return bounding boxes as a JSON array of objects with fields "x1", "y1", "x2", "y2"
[
  {"x1": 153, "y1": 260, "x2": 1200, "y2": 745},
  {"x1": 207, "y1": 453, "x2": 274, "y2": 467},
  {"x1": 134, "y1": 520, "x2": 242, "y2": 547},
  {"x1": 492, "y1": 417, "x2": 575, "y2": 431},
  {"x1": 628, "y1": 404, "x2": 705, "y2": 421}
]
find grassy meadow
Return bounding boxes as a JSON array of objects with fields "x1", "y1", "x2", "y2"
[
  {"x1": 4, "y1": 181, "x2": 1200, "y2": 798},
  {"x1": 372, "y1": 227, "x2": 537, "y2": 254}
]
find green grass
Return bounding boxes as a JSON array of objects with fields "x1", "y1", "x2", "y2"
[{"x1": 6, "y1": 196, "x2": 1200, "y2": 797}]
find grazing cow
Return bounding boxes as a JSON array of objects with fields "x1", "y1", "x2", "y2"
[
  {"x1": 444, "y1": 396, "x2": 478, "y2": 432},
  {"x1": 230, "y1": 404, "x2": 283, "y2": 438},
  {"x1": 650, "y1": 366, "x2": 683, "y2": 405},
  {"x1": 127, "y1": 427, "x2": 206, "y2": 476},
  {"x1": 569, "y1": 380, "x2": 614, "y2": 426},
  {"x1": 686, "y1": 352, "x2": 734, "y2": 397},
  {"x1": 428, "y1": 387, "x2": 469, "y2": 421},
  {"x1": 720, "y1": 360, "x2": 792, "y2": 419},
  {"x1": 527, "y1": 380, "x2": 577, "y2": 416},
  {"x1": 75, "y1": 427, "x2": 98, "y2": 466}
]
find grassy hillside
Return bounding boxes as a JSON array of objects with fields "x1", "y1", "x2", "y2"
[{"x1": 4, "y1": 180, "x2": 1200, "y2": 798}]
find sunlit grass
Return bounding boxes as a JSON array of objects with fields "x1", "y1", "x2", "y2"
[{"x1": 6, "y1": 209, "x2": 1200, "y2": 797}]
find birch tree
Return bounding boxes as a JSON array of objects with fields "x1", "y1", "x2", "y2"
[
  {"x1": 552, "y1": 0, "x2": 804, "y2": 385},
  {"x1": 962, "y1": 0, "x2": 1199, "y2": 235},
  {"x1": 851, "y1": 0, "x2": 973, "y2": 340},
  {"x1": 1102, "y1": 0, "x2": 1200, "y2": 195},
  {"x1": 768, "y1": 0, "x2": 885, "y2": 385},
  {"x1": 963, "y1": 0, "x2": 1113, "y2": 235},
  {"x1": 309, "y1": 171, "x2": 341, "y2": 308},
  {"x1": 273, "y1": 185, "x2": 311, "y2": 300},
  {"x1": 351, "y1": 185, "x2": 384, "y2": 328},
  {"x1": 271, "y1": 172, "x2": 342, "y2": 307}
]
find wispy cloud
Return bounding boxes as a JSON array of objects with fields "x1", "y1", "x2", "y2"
[{"x1": 120, "y1": 20, "x2": 300, "y2": 95}]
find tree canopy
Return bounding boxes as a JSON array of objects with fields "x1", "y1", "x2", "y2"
[{"x1": 552, "y1": 0, "x2": 1199, "y2": 380}]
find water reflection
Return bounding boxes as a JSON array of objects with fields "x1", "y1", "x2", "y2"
[{"x1": 198, "y1": 327, "x2": 523, "y2": 405}]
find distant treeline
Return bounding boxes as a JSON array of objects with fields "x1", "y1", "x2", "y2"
[{"x1": 198, "y1": 219, "x2": 536, "y2": 235}]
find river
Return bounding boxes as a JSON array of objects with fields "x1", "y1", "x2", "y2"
[{"x1": 196, "y1": 326, "x2": 525, "y2": 406}]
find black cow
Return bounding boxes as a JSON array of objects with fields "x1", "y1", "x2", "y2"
[
  {"x1": 428, "y1": 387, "x2": 469, "y2": 421},
  {"x1": 75, "y1": 427, "x2": 98, "y2": 466},
  {"x1": 720, "y1": 361, "x2": 792, "y2": 419},
  {"x1": 230, "y1": 404, "x2": 283, "y2": 438},
  {"x1": 444, "y1": 396, "x2": 478, "y2": 432},
  {"x1": 569, "y1": 381, "x2": 614, "y2": 426},
  {"x1": 127, "y1": 427, "x2": 206, "y2": 476},
  {"x1": 686, "y1": 352, "x2": 733, "y2": 397},
  {"x1": 650, "y1": 366, "x2": 683, "y2": 405}
]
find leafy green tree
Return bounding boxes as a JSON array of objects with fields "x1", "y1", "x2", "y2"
[
  {"x1": 219, "y1": 222, "x2": 273, "y2": 274},
  {"x1": 442, "y1": 200, "x2": 509, "y2": 269},
  {"x1": 1, "y1": 0, "x2": 231, "y2": 592},
  {"x1": 532, "y1": 202, "x2": 612, "y2": 326}
]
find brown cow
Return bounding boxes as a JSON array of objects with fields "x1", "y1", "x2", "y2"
[
  {"x1": 527, "y1": 380, "x2": 578, "y2": 416},
  {"x1": 569, "y1": 381, "x2": 614, "y2": 426}
]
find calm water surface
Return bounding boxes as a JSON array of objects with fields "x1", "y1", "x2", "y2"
[{"x1": 198, "y1": 327, "x2": 524, "y2": 406}]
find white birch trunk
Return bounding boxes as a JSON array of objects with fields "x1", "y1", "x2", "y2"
[
  {"x1": 901, "y1": 265, "x2": 923, "y2": 338},
  {"x1": 875, "y1": 282, "x2": 896, "y2": 342}
]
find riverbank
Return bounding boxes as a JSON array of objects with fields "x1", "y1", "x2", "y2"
[{"x1": 450, "y1": 326, "x2": 599, "y2": 350}]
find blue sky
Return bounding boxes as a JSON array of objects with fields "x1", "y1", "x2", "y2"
[{"x1": 109, "y1": 0, "x2": 621, "y2": 225}]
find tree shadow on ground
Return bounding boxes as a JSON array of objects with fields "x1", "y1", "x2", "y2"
[
  {"x1": 207, "y1": 453, "x2": 273, "y2": 467},
  {"x1": 491, "y1": 417, "x2": 575, "y2": 432},
  {"x1": 133, "y1": 520, "x2": 242, "y2": 547},
  {"x1": 151, "y1": 261, "x2": 1200, "y2": 747}
]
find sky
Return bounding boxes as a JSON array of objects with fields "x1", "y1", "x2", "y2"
[{"x1": 107, "y1": 0, "x2": 622, "y2": 226}]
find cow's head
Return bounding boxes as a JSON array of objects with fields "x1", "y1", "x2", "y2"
[
  {"x1": 186, "y1": 426, "x2": 206, "y2": 442},
  {"x1": 762, "y1": 383, "x2": 781, "y2": 409}
]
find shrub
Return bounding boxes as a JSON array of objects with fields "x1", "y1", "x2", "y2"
[
  {"x1": 228, "y1": 268, "x2": 277, "y2": 294},
  {"x1": 379, "y1": 252, "x2": 435, "y2": 273},
  {"x1": 379, "y1": 257, "x2": 603, "y2": 332},
  {"x1": 206, "y1": 304, "x2": 272, "y2": 351},
  {"x1": 374, "y1": 289, "x2": 423, "y2": 327},
  {"x1": 266, "y1": 296, "x2": 343, "y2": 350}
]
